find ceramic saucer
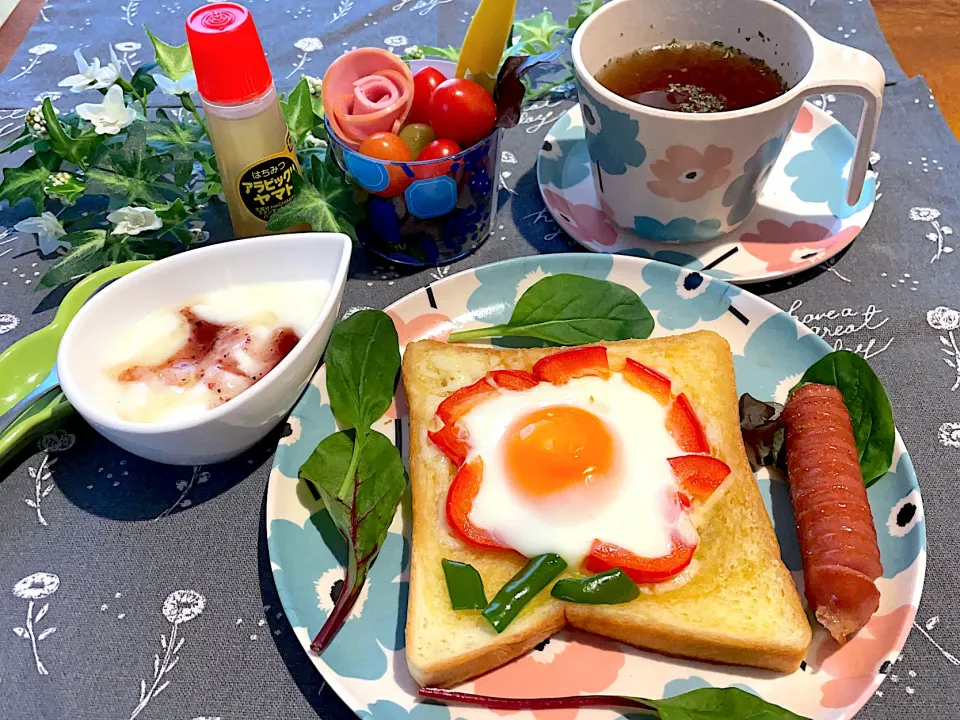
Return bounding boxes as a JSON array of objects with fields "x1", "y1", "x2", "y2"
[{"x1": 537, "y1": 102, "x2": 877, "y2": 284}]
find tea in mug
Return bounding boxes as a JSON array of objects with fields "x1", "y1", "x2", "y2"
[{"x1": 595, "y1": 41, "x2": 787, "y2": 113}]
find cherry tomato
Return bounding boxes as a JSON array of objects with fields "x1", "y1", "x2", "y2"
[
  {"x1": 429, "y1": 78, "x2": 497, "y2": 148},
  {"x1": 357, "y1": 131, "x2": 413, "y2": 198},
  {"x1": 409, "y1": 67, "x2": 446, "y2": 125},
  {"x1": 398, "y1": 123, "x2": 436, "y2": 157},
  {"x1": 415, "y1": 138, "x2": 461, "y2": 179}
]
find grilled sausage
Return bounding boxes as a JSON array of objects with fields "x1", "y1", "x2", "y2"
[{"x1": 783, "y1": 383, "x2": 881, "y2": 644}]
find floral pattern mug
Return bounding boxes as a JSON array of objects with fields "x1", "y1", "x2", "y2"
[{"x1": 571, "y1": 0, "x2": 885, "y2": 243}]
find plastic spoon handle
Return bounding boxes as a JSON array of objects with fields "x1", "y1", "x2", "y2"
[
  {"x1": 0, "y1": 366, "x2": 59, "y2": 437},
  {"x1": 456, "y1": 0, "x2": 519, "y2": 93}
]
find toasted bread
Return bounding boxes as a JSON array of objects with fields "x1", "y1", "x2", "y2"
[{"x1": 402, "y1": 332, "x2": 811, "y2": 688}]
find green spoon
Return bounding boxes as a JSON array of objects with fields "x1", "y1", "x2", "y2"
[{"x1": 0, "y1": 260, "x2": 151, "y2": 466}]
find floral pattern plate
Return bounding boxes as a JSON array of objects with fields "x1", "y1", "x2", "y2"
[
  {"x1": 266, "y1": 254, "x2": 924, "y2": 720},
  {"x1": 537, "y1": 104, "x2": 878, "y2": 284}
]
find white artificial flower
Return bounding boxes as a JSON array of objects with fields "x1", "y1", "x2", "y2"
[
  {"x1": 909, "y1": 207, "x2": 940, "y2": 223},
  {"x1": 75, "y1": 85, "x2": 136, "y2": 135},
  {"x1": 29, "y1": 43, "x2": 57, "y2": 56},
  {"x1": 107, "y1": 206, "x2": 162, "y2": 236},
  {"x1": 14, "y1": 211, "x2": 68, "y2": 254},
  {"x1": 152, "y1": 70, "x2": 197, "y2": 97},
  {"x1": 58, "y1": 47, "x2": 121, "y2": 92},
  {"x1": 13, "y1": 572, "x2": 60, "y2": 600},
  {"x1": 294, "y1": 37, "x2": 323, "y2": 53},
  {"x1": 162, "y1": 590, "x2": 206, "y2": 624},
  {"x1": 927, "y1": 306, "x2": 960, "y2": 332}
]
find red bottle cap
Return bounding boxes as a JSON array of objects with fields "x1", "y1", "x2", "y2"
[{"x1": 186, "y1": 2, "x2": 273, "y2": 105}]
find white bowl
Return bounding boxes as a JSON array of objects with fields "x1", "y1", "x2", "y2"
[{"x1": 58, "y1": 232, "x2": 351, "y2": 465}]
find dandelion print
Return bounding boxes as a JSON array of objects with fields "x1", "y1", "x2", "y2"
[
  {"x1": 121, "y1": 0, "x2": 141, "y2": 26},
  {"x1": 114, "y1": 41, "x2": 142, "y2": 74},
  {"x1": 383, "y1": 36, "x2": 408, "y2": 53},
  {"x1": 156, "y1": 466, "x2": 210, "y2": 519},
  {"x1": 24, "y1": 454, "x2": 56, "y2": 526},
  {"x1": 330, "y1": 0, "x2": 354, "y2": 24},
  {"x1": 12, "y1": 572, "x2": 60, "y2": 675},
  {"x1": 938, "y1": 423, "x2": 960, "y2": 448},
  {"x1": 8, "y1": 43, "x2": 58, "y2": 83},
  {"x1": 910, "y1": 207, "x2": 954, "y2": 262},
  {"x1": 0, "y1": 313, "x2": 19, "y2": 334},
  {"x1": 287, "y1": 38, "x2": 323, "y2": 79},
  {"x1": 128, "y1": 590, "x2": 207, "y2": 720}
]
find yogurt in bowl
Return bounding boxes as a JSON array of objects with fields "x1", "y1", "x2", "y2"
[{"x1": 58, "y1": 233, "x2": 351, "y2": 465}]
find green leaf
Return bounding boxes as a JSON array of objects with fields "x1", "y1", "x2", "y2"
[
  {"x1": 408, "y1": 44, "x2": 460, "y2": 61},
  {"x1": 130, "y1": 64, "x2": 158, "y2": 97},
  {"x1": 42, "y1": 99, "x2": 101, "y2": 168},
  {"x1": 147, "y1": 114, "x2": 206, "y2": 188},
  {"x1": 38, "y1": 230, "x2": 107, "y2": 288},
  {"x1": 796, "y1": 351, "x2": 896, "y2": 485},
  {"x1": 0, "y1": 151, "x2": 60, "y2": 212},
  {"x1": 145, "y1": 27, "x2": 193, "y2": 81},
  {"x1": 156, "y1": 198, "x2": 189, "y2": 226},
  {"x1": 1, "y1": 125, "x2": 36, "y2": 155},
  {"x1": 265, "y1": 155, "x2": 364, "y2": 239},
  {"x1": 324, "y1": 310, "x2": 401, "y2": 432},
  {"x1": 566, "y1": 0, "x2": 604, "y2": 30},
  {"x1": 448, "y1": 274, "x2": 654, "y2": 345},
  {"x1": 85, "y1": 122, "x2": 167, "y2": 204},
  {"x1": 299, "y1": 429, "x2": 407, "y2": 651},
  {"x1": 281, "y1": 78, "x2": 317, "y2": 145},
  {"x1": 510, "y1": 11, "x2": 565, "y2": 54},
  {"x1": 650, "y1": 688, "x2": 808, "y2": 720}
]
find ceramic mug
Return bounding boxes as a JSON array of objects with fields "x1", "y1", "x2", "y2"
[{"x1": 571, "y1": 0, "x2": 885, "y2": 243}]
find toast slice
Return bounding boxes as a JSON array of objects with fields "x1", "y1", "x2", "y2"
[{"x1": 402, "y1": 332, "x2": 811, "y2": 688}]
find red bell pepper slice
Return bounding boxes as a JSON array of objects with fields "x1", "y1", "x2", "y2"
[
  {"x1": 532, "y1": 346, "x2": 610, "y2": 385},
  {"x1": 622, "y1": 358, "x2": 672, "y2": 405},
  {"x1": 428, "y1": 423, "x2": 469, "y2": 466},
  {"x1": 666, "y1": 393, "x2": 709, "y2": 453},
  {"x1": 668, "y1": 455, "x2": 731, "y2": 501},
  {"x1": 585, "y1": 539, "x2": 695, "y2": 584},
  {"x1": 436, "y1": 370, "x2": 539, "y2": 425},
  {"x1": 445, "y1": 458, "x2": 511, "y2": 550}
]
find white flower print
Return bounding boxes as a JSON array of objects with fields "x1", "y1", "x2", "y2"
[
  {"x1": 330, "y1": 0, "x2": 354, "y2": 24},
  {"x1": 515, "y1": 267, "x2": 550, "y2": 301},
  {"x1": 24, "y1": 454, "x2": 57, "y2": 526},
  {"x1": 58, "y1": 47, "x2": 121, "y2": 93},
  {"x1": 38, "y1": 430, "x2": 75, "y2": 453},
  {"x1": 279, "y1": 415, "x2": 302, "y2": 446},
  {"x1": 129, "y1": 590, "x2": 207, "y2": 720},
  {"x1": 14, "y1": 212, "x2": 68, "y2": 254},
  {"x1": 939, "y1": 422, "x2": 960, "y2": 448},
  {"x1": 115, "y1": 41, "x2": 141, "y2": 53},
  {"x1": 288, "y1": 38, "x2": 324, "y2": 79},
  {"x1": 0, "y1": 313, "x2": 20, "y2": 335},
  {"x1": 152, "y1": 70, "x2": 197, "y2": 96},
  {"x1": 13, "y1": 572, "x2": 60, "y2": 600},
  {"x1": 114, "y1": 41, "x2": 143, "y2": 75},
  {"x1": 501, "y1": 151, "x2": 517, "y2": 164},
  {"x1": 121, "y1": 0, "x2": 141, "y2": 26},
  {"x1": 315, "y1": 568, "x2": 368, "y2": 620},
  {"x1": 107, "y1": 206, "x2": 162, "y2": 236},
  {"x1": 383, "y1": 35, "x2": 408, "y2": 51},
  {"x1": 33, "y1": 90, "x2": 62, "y2": 104},
  {"x1": 928, "y1": 306, "x2": 960, "y2": 390},
  {"x1": 910, "y1": 206, "x2": 954, "y2": 262},
  {"x1": 7, "y1": 43, "x2": 58, "y2": 82},
  {"x1": 12, "y1": 572, "x2": 60, "y2": 675},
  {"x1": 156, "y1": 466, "x2": 209, "y2": 519},
  {"x1": 76, "y1": 85, "x2": 137, "y2": 135}
]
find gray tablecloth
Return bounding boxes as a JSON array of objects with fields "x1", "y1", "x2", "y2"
[{"x1": 1, "y1": 1, "x2": 957, "y2": 718}]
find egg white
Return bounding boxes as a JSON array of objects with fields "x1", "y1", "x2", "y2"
[{"x1": 461, "y1": 374, "x2": 699, "y2": 568}]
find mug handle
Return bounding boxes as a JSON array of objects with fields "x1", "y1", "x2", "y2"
[{"x1": 799, "y1": 39, "x2": 885, "y2": 205}]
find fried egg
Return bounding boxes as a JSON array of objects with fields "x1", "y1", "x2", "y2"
[{"x1": 460, "y1": 373, "x2": 699, "y2": 566}]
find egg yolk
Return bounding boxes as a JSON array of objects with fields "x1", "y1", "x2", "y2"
[{"x1": 504, "y1": 404, "x2": 615, "y2": 497}]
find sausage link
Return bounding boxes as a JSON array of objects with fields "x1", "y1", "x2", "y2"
[{"x1": 783, "y1": 383, "x2": 881, "y2": 644}]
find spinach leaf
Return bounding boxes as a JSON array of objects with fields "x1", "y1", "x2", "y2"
[
  {"x1": 797, "y1": 350, "x2": 895, "y2": 485},
  {"x1": 324, "y1": 309, "x2": 401, "y2": 432},
  {"x1": 650, "y1": 688, "x2": 808, "y2": 719},
  {"x1": 300, "y1": 429, "x2": 406, "y2": 653},
  {"x1": 447, "y1": 274, "x2": 653, "y2": 345},
  {"x1": 420, "y1": 687, "x2": 808, "y2": 720},
  {"x1": 298, "y1": 308, "x2": 406, "y2": 653}
]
